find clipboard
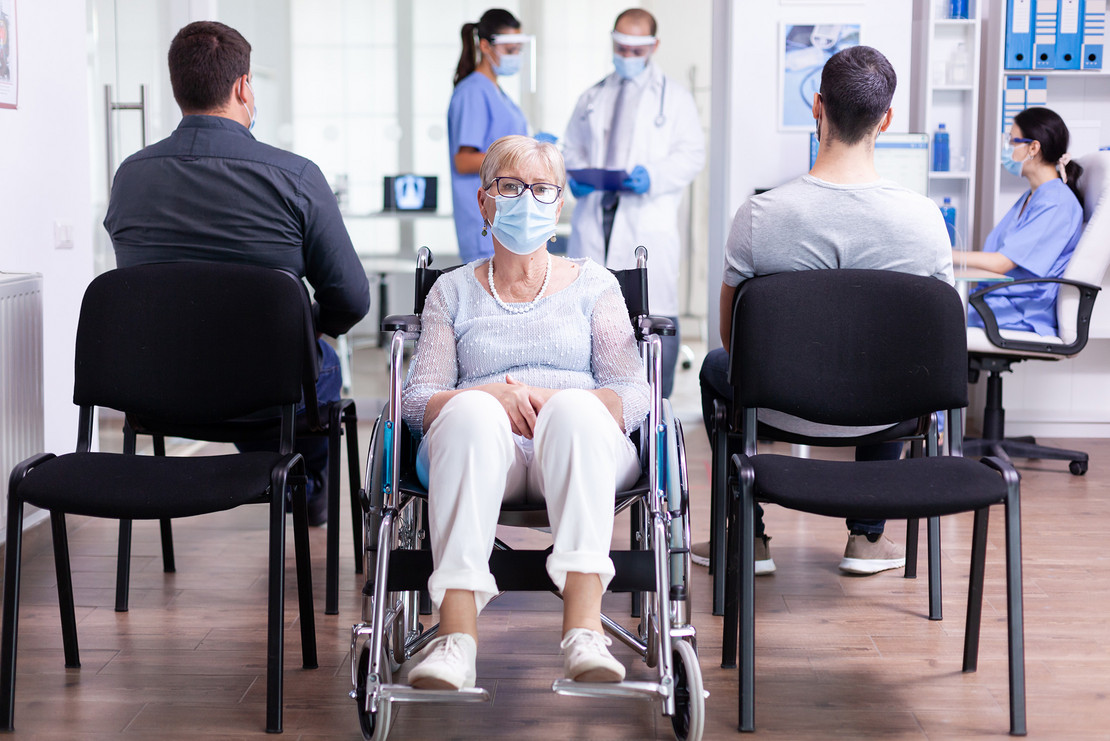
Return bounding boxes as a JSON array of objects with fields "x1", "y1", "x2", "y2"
[{"x1": 567, "y1": 168, "x2": 629, "y2": 192}]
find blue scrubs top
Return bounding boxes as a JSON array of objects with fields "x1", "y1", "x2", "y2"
[
  {"x1": 447, "y1": 72, "x2": 529, "y2": 262},
  {"x1": 969, "y1": 178, "x2": 1083, "y2": 336}
]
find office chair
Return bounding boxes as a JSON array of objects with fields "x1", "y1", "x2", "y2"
[{"x1": 965, "y1": 150, "x2": 1110, "y2": 475}]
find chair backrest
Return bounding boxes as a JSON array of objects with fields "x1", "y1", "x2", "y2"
[
  {"x1": 74, "y1": 262, "x2": 314, "y2": 424},
  {"x1": 412, "y1": 254, "x2": 649, "y2": 330},
  {"x1": 730, "y1": 269, "x2": 968, "y2": 427},
  {"x1": 1058, "y1": 150, "x2": 1110, "y2": 343}
]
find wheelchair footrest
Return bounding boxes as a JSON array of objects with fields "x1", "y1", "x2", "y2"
[
  {"x1": 379, "y1": 685, "x2": 491, "y2": 705},
  {"x1": 551, "y1": 679, "x2": 667, "y2": 702},
  {"x1": 380, "y1": 549, "x2": 657, "y2": 593}
]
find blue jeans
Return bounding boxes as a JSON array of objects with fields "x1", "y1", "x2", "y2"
[
  {"x1": 236, "y1": 338, "x2": 341, "y2": 506},
  {"x1": 699, "y1": 347, "x2": 895, "y2": 537}
]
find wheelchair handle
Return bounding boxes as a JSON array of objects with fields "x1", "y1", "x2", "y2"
[
  {"x1": 417, "y1": 246, "x2": 433, "y2": 269},
  {"x1": 635, "y1": 245, "x2": 648, "y2": 269}
]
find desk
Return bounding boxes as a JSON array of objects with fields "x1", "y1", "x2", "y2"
[{"x1": 954, "y1": 266, "x2": 1012, "y2": 311}]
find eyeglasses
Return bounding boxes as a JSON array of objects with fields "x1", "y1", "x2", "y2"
[
  {"x1": 485, "y1": 176, "x2": 562, "y2": 204},
  {"x1": 1009, "y1": 136, "x2": 1034, "y2": 146}
]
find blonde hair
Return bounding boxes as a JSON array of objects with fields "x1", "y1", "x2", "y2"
[{"x1": 479, "y1": 135, "x2": 567, "y2": 190}]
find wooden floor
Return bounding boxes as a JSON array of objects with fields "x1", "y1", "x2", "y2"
[{"x1": 4, "y1": 413, "x2": 1110, "y2": 739}]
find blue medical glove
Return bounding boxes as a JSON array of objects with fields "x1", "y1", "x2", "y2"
[
  {"x1": 534, "y1": 131, "x2": 558, "y2": 144},
  {"x1": 568, "y1": 176, "x2": 595, "y2": 199},
  {"x1": 622, "y1": 165, "x2": 650, "y2": 194}
]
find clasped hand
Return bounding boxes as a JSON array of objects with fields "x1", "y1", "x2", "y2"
[{"x1": 487, "y1": 374, "x2": 555, "y2": 439}]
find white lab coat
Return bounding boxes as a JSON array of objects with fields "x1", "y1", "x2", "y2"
[{"x1": 563, "y1": 63, "x2": 705, "y2": 317}]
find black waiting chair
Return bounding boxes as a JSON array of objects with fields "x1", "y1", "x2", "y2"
[
  {"x1": 1, "y1": 263, "x2": 320, "y2": 733},
  {"x1": 722, "y1": 270, "x2": 1026, "y2": 736},
  {"x1": 964, "y1": 150, "x2": 1110, "y2": 475},
  {"x1": 118, "y1": 321, "x2": 361, "y2": 615}
]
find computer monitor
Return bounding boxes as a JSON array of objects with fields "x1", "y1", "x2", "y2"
[
  {"x1": 809, "y1": 132, "x2": 930, "y2": 195},
  {"x1": 383, "y1": 174, "x2": 438, "y2": 212}
]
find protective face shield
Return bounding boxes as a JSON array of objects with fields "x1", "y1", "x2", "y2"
[
  {"x1": 489, "y1": 33, "x2": 530, "y2": 78},
  {"x1": 241, "y1": 78, "x2": 257, "y2": 131},
  {"x1": 489, "y1": 192, "x2": 559, "y2": 255},
  {"x1": 1001, "y1": 140, "x2": 1031, "y2": 177},
  {"x1": 611, "y1": 29, "x2": 655, "y2": 80}
]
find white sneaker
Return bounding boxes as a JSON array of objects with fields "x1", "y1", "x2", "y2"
[
  {"x1": 407, "y1": 633, "x2": 477, "y2": 690},
  {"x1": 838, "y1": 534, "x2": 906, "y2": 575},
  {"x1": 561, "y1": 628, "x2": 625, "y2": 683},
  {"x1": 691, "y1": 537, "x2": 776, "y2": 575}
]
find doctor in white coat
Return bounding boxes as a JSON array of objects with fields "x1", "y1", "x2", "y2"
[{"x1": 563, "y1": 8, "x2": 705, "y2": 397}]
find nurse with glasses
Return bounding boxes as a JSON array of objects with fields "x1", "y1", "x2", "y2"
[
  {"x1": 449, "y1": 9, "x2": 532, "y2": 263},
  {"x1": 954, "y1": 107, "x2": 1085, "y2": 336}
]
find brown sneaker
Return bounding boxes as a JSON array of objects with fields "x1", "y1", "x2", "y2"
[
  {"x1": 690, "y1": 537, "x2": 775, "y2": 575},
  {"x1": 838, "y1": 534, "x2": 906, "y2": 575}
]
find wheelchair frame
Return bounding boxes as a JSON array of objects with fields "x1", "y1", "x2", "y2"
[{"x1": 349, "y1": 247, "x2": 705, "y2": 741}]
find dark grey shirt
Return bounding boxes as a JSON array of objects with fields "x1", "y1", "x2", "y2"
[{"x1": 104, "y1": 115, "x2": 370, "y2": 337}]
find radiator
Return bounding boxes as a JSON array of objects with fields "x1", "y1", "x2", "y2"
[{"x1": 0, "y1": 274, "x2": 44, "y2": 534}]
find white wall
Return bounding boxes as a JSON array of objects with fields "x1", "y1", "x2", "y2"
[
  {"x1": 707, "y1": 0, "x2": 917, "y2": 345},
  {"x1": 0, "y1": 0, "x2": 94, "y2": 461}
]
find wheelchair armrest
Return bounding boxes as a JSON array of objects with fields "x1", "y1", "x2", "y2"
[
  {"x1": 381, "y1": 314, "x2": 422, "y2": 335},
  {"x1": 969, "y1": 277, "x2": 1100, "y2": 355},
  {"x1": 636, "y1": 314, "x2": 677, "y2": 337}
]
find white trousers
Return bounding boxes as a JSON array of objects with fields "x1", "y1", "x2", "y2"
[{"x1": 419, "y1": 389, "x2": 642, "y2": 614}]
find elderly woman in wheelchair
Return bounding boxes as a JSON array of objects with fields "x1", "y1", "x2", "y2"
[{"x1": 401, "y1": 135, "x2": 650, "y2": 689}]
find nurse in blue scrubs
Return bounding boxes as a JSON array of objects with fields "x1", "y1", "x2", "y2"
[
  {"x1": 955, "y1": 107, "x2": 1085, "y2": 335},
  {"x1": 448, "y1": 9, "x2": 529, "y2": 262}
]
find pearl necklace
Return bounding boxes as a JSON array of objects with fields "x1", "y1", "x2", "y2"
[{"x1": 488, "y1": 254, "x2": 552, "y2": 314}]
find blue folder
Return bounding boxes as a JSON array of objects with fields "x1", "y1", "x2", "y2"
[
  {"x1": 1003, "y1": 76, "x2": 1027, "y2": 134},
  {"x1": 567, "y1": 168, "x2": 628, "y2": 192},
  {"x1": 1006, "y1": 0, "x2": 1036, "y2": 69},
  {"x1": 1056, "y1": 0, "x2": 1084, "y2": 69},
  {"x1": 1035, "y1": 0, "x2": 1059, "y2": 68},
  {"x1": 1082, "y1": 0, "x2": 1106, "y2": 68}
]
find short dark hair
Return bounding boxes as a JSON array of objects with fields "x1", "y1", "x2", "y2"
[
  {"x1": 819, "y1": 46, "x2": 896, "y2": 146},
  {"x1": 614, "y1": 8, "x2": 657, "y2": 36},
  {"x1": 168, "y1": 21, "x2": 251, "y2": 113}
]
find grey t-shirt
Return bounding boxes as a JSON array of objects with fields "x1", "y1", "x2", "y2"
[
  {"x1": 723, "y1": 173, "x2": 954, "y2": 437},
  {"x1": 724, "y1": 174, "x2": 954, "y2": 287}
]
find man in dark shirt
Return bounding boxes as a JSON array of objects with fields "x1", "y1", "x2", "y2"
[{"x1": 104, "y1": 20, "x2": 370, "y2": 526}]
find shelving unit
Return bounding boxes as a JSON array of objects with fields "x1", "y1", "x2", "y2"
[
  {"x1": 978, "y1": 0, "x2": 1110, "y2": 257},
  {"x1": 910, "y1": 0, "x2": 983, "y2": 250}
]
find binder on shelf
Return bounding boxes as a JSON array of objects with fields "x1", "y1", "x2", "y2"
[
  {"x1": 1056, "y1": 0, "x2": 1084, "y2": 68},
  {"x1": 1034, "y1": 0, "x2": 1059, "y2": 68},
  {"x1": 1003, "y1": 75, "x2": 1027, "y2": 133},
  {"x1": 1082, "y1": 0, "x2": 1106, "y2": 69},
  {"x1": 1006, "y1": 0, "x2": 1036, "y2": 69},
  {"x1": 1026, "y1": 74, "x2": 1049, "y2": 106}
]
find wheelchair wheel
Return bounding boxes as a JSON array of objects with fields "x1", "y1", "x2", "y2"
[
  {"x1": 670, "y1": 640, "x2": 705, "y2": 741},
  {"x1": 355, "y1": 641, "x2": 395, "y2": 741}
]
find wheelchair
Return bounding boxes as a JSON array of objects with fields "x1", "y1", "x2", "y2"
[{"x1": 349, "y1": 246, "x2": 706, "y2": 741}]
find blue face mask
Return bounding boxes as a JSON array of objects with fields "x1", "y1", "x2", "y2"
[
  {"x1": 242, "y1": 79, "x2": 257, "y2": 132},
  {"x1": 613, "y1": 53, "x2": 648, "y2": 80},
  {"x1": 489, "y1": 193, "x2": 559, "y2": 255},
  {"x1": 492, "y1": 52, "x2": 522, "y2": 77},
  {"x1": 1001, "y1": 142, "x2": 1027, "y2": 177}
]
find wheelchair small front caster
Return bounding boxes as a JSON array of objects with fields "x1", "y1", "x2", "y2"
[
  {"x1": 355, "y1": 642, "x2": 395, "y2": 741},
  {"x1": 670, "y1": 640, "x2": 705, "y2": 741}
]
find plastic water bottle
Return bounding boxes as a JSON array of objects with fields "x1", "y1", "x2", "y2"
[
  {"x1": 948, "y1": 0, "x2": 968, "y2": 19},
  {"x1": 933, "y1": 123, "x2": 950, "y2": 172},
  {"x1": 940, "y1": 197, "x2": 957, "y2": 246}
]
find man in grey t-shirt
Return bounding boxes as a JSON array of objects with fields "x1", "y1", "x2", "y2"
[{"x1": 695, "y1": 46, "x2": 952, "y2": 577}]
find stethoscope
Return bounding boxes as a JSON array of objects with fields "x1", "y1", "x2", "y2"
[{"x1": 582, "y1": 76, "x2": 667, "y2": 128}]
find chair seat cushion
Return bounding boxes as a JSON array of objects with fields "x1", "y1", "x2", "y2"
[
  {"x1": 967, "y1": 326, "x2": 1067, "y2": 359},
  {"x1": 748, "y1": 454, "x2": 1008, "y2": 520},
  {"x1": 17, "y1": 452, "x2": 289, "y2": 519}
]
